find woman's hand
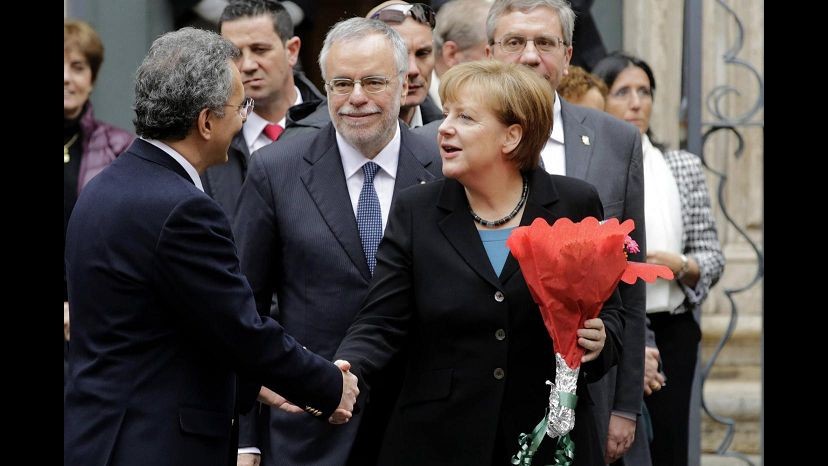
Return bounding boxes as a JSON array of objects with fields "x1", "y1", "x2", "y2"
[
  {"x1": 643, "y1": 346, "x2": 666, "y2": 395},
  {"x1": 578, "y1": 318, "x2": 606, "y2": 363}
]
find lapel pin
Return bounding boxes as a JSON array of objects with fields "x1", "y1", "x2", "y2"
[{"x1": 581, "y1": 135, "x2": 590, "y2": 146}]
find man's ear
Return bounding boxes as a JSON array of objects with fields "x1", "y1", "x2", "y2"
[
  {"x1": 197, "y1": 107, "x2": 212, "y2": 140},
  {"x1": 442, "y1": 41, "x2": 460, "y2": 68},
  {"x1": 285, "y1": 36, "x2": 301, "y2": 68}
]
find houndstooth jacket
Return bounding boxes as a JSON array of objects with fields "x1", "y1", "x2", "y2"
[{"x1": 664, "y1": 149, "x2": 726, "y2": 315}]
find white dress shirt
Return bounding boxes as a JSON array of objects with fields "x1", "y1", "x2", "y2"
[
  {"x1": 337, "y1": 123, "x2": 402, "y2": 231},
  {"x1": 143, "y1": 138, "x2": 203, "y2": 192},
  {"x1": 242, "y1": 85, "x2": 303, "y2": 154},
  {"x1": 539, "y1": 92, "x2": 566, "y2": 175}
]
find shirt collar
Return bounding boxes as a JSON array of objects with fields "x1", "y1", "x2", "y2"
[
  {"x1": 551, "y1": 91, "x2": 564, "y2": 144},
  {"x1": 142, "y1": 138, "x2": 204, "y2": 191},
  {"x1": 408, "y1": 105, "x2": 424, "y2": 129},
  {"x1": 336, "y1": 122, "x2": 401, "y2": 180},
  {"x1": 242, "y1": 85, "x2": 303, "y2": 144}
]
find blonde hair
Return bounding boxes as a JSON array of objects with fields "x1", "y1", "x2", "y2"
[
  {"x1": 558, "y1": 65, "x2": 608, "y2": 102},
  {"x1": 439, "y1": 60, "x2": 553, "y2": 170}
]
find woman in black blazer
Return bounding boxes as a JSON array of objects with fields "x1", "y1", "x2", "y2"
[{"x1": 336, "y1": 61, "x2": 625, "y2": 466}]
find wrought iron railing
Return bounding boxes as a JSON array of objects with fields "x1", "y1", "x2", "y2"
[{"x1": 685, "y1": 0, "x2": 764, "y2": 465}]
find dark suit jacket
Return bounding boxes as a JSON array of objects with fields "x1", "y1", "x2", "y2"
[
  {"x1": 558, "y1": 99, "x2": 647, "y2": 457},
  {"x1": 336, "y1": 168, "x2": 624, "y2": 466},
  {"x1": 233, "y1": 123, "x2": 442, "y2": 465},
  {"x1": 201, "y1": 71, "x2": 323, "y2": 224},
  {"x1": 64, "y1": 139, "x2": 342, "y2": 466}
]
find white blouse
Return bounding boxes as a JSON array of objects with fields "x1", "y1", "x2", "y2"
[{"x1": 642, "y1": 134, "x2": 685, "y2": 314}]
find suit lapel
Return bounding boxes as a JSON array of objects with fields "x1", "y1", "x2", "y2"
[
  {"x1": 561, "y1": 99, "x2": 595, "y2": 180},
  {"x1": 230, "y1": 131, "x2": 251, "y2": 161},
  {"x1": 301, "y1": 126, "x2": 372, "y2": 280},
  {"x1": 498, "y1": 168, "x2": 561, "y2": 284},
  {"x1": 436, "y1": 179, "x2": 502, "y2": 289},
  {"x1": 393, "y1": 126, "x2": 440, "y2": 200}
]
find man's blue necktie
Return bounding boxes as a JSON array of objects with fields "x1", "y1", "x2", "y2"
[{"x1": 357, "y1": 162, "x2": 382, "y2": 275}]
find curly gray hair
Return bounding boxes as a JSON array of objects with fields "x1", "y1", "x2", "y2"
[{"x1": 133, "y1": 27, "x2": 239, "y2": 141}]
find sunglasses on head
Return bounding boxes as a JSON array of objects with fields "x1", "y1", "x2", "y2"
[{"x1": 371, "y1": 3, "x2": 436, "y2": 29}]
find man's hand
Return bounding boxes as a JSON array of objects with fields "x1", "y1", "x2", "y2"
[
  {"x1": 64, "y1": 301, "x2": 71, "y2": 341},
  {"x1": 643, "y1": 346, "x2": 666, "y2": 395},
  {"x1": 578, "y1": 318, "x2": 606, "y2": 363},
  {"x1": 256, "y1": 386, "x2": 303, "y2": 413},
  {"x1": 237, "y1": 453, "x2": 260, "y2": 466},
  {"x1": 329, "y1": 359, "x2": 359, "y2": 424},
  {"x1": 604, "y1": 414, "x2": 636, "y2": 463}
]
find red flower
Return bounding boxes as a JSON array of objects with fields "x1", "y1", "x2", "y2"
[{"x1": 507, "y1": 217, "x2": 673, "y2": 369}]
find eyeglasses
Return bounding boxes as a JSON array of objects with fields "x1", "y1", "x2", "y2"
[
  {"x1": 325, "y1": 76, "x2": 393, "y2": 95},
  {"x1": 608, "y1": 87, "x2": 653, "y2": 101},
  {"x1": 370, "y1": 3, "x2": 436, "y2": 29},
  {"x1": 494, "y1": 35, "x2": 568, "y2": 54},
  {"x1": 225, "y1": 96, "x2": 255, "y2": 118}
]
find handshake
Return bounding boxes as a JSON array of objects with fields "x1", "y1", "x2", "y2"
[{"x1": 257, "y1": 359, "x2": 359, "y2": 425}]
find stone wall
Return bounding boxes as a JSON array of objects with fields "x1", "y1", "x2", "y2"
[{"x1": 622, "y1": 0, "x2": 764, "y2": 463}]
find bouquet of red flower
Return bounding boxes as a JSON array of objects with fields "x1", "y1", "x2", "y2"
[{"x1": 506, "y1": 217, "x2": 673, "y2": 465}]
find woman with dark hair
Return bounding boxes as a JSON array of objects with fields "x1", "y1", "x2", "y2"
[
  {"x1": 593, "y1": 52, "x2": 725, "y2": 466},
  {"x1": 64, "y1": 19, "x2": 134, "y2": 364}
]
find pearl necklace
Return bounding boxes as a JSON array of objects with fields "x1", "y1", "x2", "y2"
[
  {"x1": 469, "y1": 175, "x2": 529, "y2": 227},
  {"x1": 64, "y1": 133, "x2": 79, "y2": 164}
]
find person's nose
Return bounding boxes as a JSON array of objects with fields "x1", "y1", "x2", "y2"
[
  {"x1": 64, "y1": 63, "x2": 71, "y2": 84},
  {"x1": 348, "y1": 82, "x2": 369, "y2": 105},
  {"x1": 629, "y1": 92, "x2": 642, "y2": 109},
  {"x1": 438, "y1": 117, "x2": 454, "y2": 136},
  {"x1": 518, "y1": 42, "x2": 541, "y2": 67},
  {"x1": 407, "y1": 53, "x2": 420, "y2": 81},
  {"x1": 239, "y1": 50, "x2": 258, "y2": 73}
]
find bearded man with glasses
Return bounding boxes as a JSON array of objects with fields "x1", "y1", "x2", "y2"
[
  {"x1": 232, "y1": 17, "x2": 442, "y2": 466},
  {"x1": 485, "y1": 1, "x2": 648, "y2": 465}
]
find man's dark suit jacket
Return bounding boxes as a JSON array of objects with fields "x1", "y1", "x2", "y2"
[
  {"x1": 336, "y1": 168, "x2": 624, "y2": 466},
  {"x1": 64, "y1": 139, "x2": 342, "y2": 466},
  {"x1": 201, "y1": 71, "x2": 323, "y2": 224},
  {"x1": 232, "y1": 123, "x2": 442, "y2": 465},
  {"x1": 557, "y1": 100, "x2": 647, "y2": 458}
]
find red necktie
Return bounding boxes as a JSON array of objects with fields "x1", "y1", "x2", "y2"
[{"x1": 263, "y1": 123, "x2": 284, "y2": 141}]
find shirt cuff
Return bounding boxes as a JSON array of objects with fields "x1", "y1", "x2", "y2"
[
  {"x1": 238, "y1": 447, "x2": 261, "y2": 455},
  {"x1": 611, "y1": 410, "x2": 638, "y2": 421}
]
